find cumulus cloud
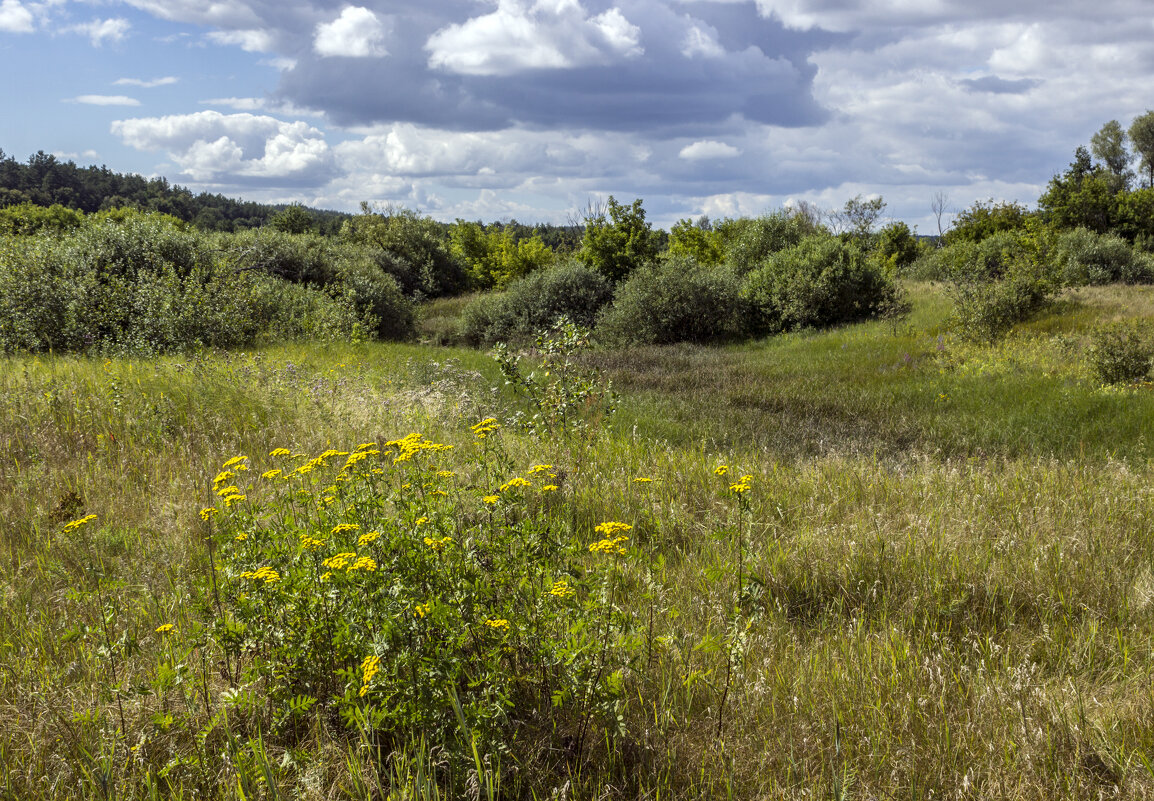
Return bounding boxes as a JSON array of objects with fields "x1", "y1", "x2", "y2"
[
  {"x1": 679, "y1": 140, "x2": 740, "y2": 159},
  {"x1": 426, "y1": 0, "x2": 642, "y2": 76},
  {"x1": 111, "y1": 111, "x2": 333, "y2": 183},
  {"x1": 114, "y1": 76, "x2": 179, "y2": 88},
  {"x1": 67, "y1": 18, "x2": 131, "y2": 46},
  {"x1": 70, "y1": 95, "x2": 141, "y2": 106},
  {"x1": 314, "y1": 6, "x2": 389, "y2": 57},
  {"x1": 0, "y1": 0, "x2": 34, "y2": 33}
]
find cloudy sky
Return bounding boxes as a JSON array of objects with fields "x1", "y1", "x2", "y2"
[{"x1": 2, "y1": 0, "x2": 1152, "y2": 229}]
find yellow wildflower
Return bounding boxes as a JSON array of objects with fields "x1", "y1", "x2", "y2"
[
  {"x1": 355, "y1": 442, "x2": 378, "y2": 452},
  {"x1": 713, "y1": 465, "x2": 729, "y2": 476},
  {"x1": 222, "y1": 494, "x2": 246, "y2": 507},
  {"x1": 729, "y1": 474, "x2": 753, "y2": 494},
  {"x1": 413, "y1": 603, "x2": 431, "y2": 618},
  {"x1": 529, "y1": 464, "x2": 554, "y2": 474},
  {"x1": 541, "y1": 485, "x2": 559, "y2": 492},
  {"x1": 484, "y1": 618, "x2": 510, "y2": 632},
  {"x1": 269, "y1": 448, "x2": 292, "y2": 457},
  {"x1": 548, "y1": 579, "x2": 575, "y2": 599},
  {"x1": 240, "y1": 566, "x2": 280, "y2": 584},
  {"x1": 261, "y1": 469, "x2": 282, "y2": 480},
  {"x1": 482, "y1": 495, "x2": 499, "y2": 505},
  {"x1": 235, "y1": 532, "x2": 248, "y2": 542},
  {"x1": 212, "y1": 470, "x2": 234, "y2": 487},
  {"x1": 331, "y1": 523, "x2": 361, "y2": 536},
  {"x1": 222, "y1": 456, "x2": 248, "y2": 468},
  {"x1": 215, "y1": 485, "x2": 241, "y2": 497},
  {"x1": 633, "y1": 477, "x2": 653, "y2": 484},
  {"x1": 589, "y1": 523, "x2": 632, "y2": 555},
  {"x1": 62, "y1": 514, "x2": 97, "y2": 532},
  {"x1": 357, "y1": 530, "x2": 381, "y2": 547},
  {"x1": 350, "y1": 556, "x2": 377, "y2": 572},
  {"x1": 359, "y1": 654, "x2": 380, "y2": 696},
  {"x1": 322, "y1": 552, "x2": 356, "y2": 571},
  {"x1": 414, "y1": 516, "x2": 428, "y2": 526},
  {"x1": 423, "y1": 535, "x2": 453, "y2": 551},
  {"x1": 500, "y1": 477, "x2": 531, "y2": 492},
  {"x1": 299, "y1": 535, "x2": 325, "y2": 551},
  {"x1": 436, "y1": 470, "x2": 455, "y2": 478},
  {"x1": 199, "y1": 507, "x2": 217, "y2": 521},
  {"x1": 155, "y1": 623, "x2": 175, "y2": 634}
]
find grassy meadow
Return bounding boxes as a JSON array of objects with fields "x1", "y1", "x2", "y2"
[{"x1": 2, "y1": 282, "x2": 1153, "y2": 799}]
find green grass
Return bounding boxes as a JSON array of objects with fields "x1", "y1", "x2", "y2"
[{"x1": 2, "y1": 283, "x2": 1153, "y2": 799}]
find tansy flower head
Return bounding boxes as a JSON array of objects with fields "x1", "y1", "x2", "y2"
[
  {"x1": 331, "y1": 523, "x2": 361, "y2": 536},
  {"x1": 155, "y1": 623, "x2": 175, "y2": 634},
  {"x1": 541, "y1": 485, "x2": 559, "y2": 492},
  {"x1": 548, "y1": 579, "x2": 576, "y2": 599},
  {"x1": 222, "y1": 456, "x2": 248, "y2": 468},
  {"x1": 713, "y1": 465, "x2": 729, "y2": 476},
  {"x1": 199, "y1": 507, "x2": 217, "y2": 521},
  {"x1": 63, "y1": 514, "x2": 97, "y2": 532},
  {"x1": 484, "y1": 618, "x2": 510, "y2": 632},
  {"x1": 269, "y1": 448, "x2": 292, "y2": 457},
  {"x1": 500, "y1": 477, "x2": 531, "y2": 492},
  {"x1": 261, "y1": 469, "x2": 282, "y2": 480},
  {"x1": 357, "y1": 530, "x2": 381, "y2": 547},
  {"x1": 482, "y1": 495, "x2": 499, "y2": 505},
  {"x1": 529, "y1": 464, "x2": 554, "y2": 474},
  {"x1": 633, "y1": 477, "x2": 653, "y2": 484}
]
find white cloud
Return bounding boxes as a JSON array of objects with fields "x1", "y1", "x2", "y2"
[
  {"x1": 200, "y1": 96, "x2": 325, "y2": 117},
  {"x1": 111, "y1": 111, "x2": 332, "y2": 182},
  {"x1": 681, "y1": 23, "x2": 724, "y2": 58},
  {"x1": 207, "y1": 28, "x2": 275, "y2": 52},
  {"x1": 70, "y1": 94, "x2": 141, "y2": 106},
  {"x1": 679, "y1": 140, "x2": 741, "y2": 159},
  {"x1": 0, "y1": 0, "x2": 34, "y2": 33},
  {"x1": 114, "y1": 76, "x2": 179, "y2": 88},
  {"x1": 314, "y1": 6, "x2": 389, "y2": 58},
  {"x1": 67, "y1": 17, "x2": 131, "y2": 46},
  {"x1": 426, "y1": 0, "x2": 642, "y2": 76}
]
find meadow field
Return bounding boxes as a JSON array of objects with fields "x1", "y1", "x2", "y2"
[{"x1": 2, "y1": 282, "x2": 1153, "y2": 800}]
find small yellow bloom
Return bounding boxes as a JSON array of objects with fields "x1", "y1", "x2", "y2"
[
  {"x1": 414, "y1": 603, "x2": 431, "y2": 618},
  {"x1": 235, "y1": 532, "x2": 249, "y2": 542},
  {"x1": 540, "y1": 484, "x2": 559, "y2": 492},
  {"x1": 713, "y1": 465, "x2": 729, "y2": 476},
  {"x1": 423, "y1": 535, "x2": 453, "y2": 551},
  {"x1": 331, "y1": 523, "x2": 361, "y2": 536},
  {"x1": 240, "y1": 566, "x2": 280, "y2": 584},
  {"x1": 500, "y1": 477, "x2": 531, "y2": 491},
  {"x1": 323, "y1": 552, "x2": 356, "y2": 570},
  {"x1": 62, "y1": 513, "x2": 98, "y2": 532},
  {"x1": 269, "y1": 448, "x2": 292, "y2": 457},
  {"x1": 299, "y1": 535, "x2": 325, "y2": 551},
  {"x1": 155, "y1": 623, "x2": 175, "y2": 634},
  {"x1": 212, "y1": 470, "x2": 234, "y2": 487},
  {"x1": 633, "y1": 477, "x2": 653, "y2": 484},
  {"x1": 528, "y1": 464, "x2": 554, "y2": 474},
  {"x1": 199, "y1": 507, "x2": 217, "y2": 521},
  {"x1": 222, "y1": 494, "x2": 246, "y2": 507},
  {"x1": 222, "y1": 456, "x2": 248, "y2": 468},
  {"x1": 357, "y1": 530, "x2": 381, "y2": 547},
  {"x1": 548, "y1": 579, "x2": 575, "y2": 599},
  {"x1": 261, "y1": 469, "x2": 282, "y2": 480},
  {"x1": 436, "y1": 470, "x2": 455, "y2": 478},
  {"x1": 484, "y1": 618, "x2": 510, "y2": 632},
  {"x1": 482, "y1": 495, "x2": 499, "y2": 505},
  {"x1": 350, "y1": 556, "x2": 377, "y2": 572}
]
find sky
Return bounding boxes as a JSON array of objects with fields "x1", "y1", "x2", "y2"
[{"x1": 2, "y1": 0, "x2": 1153, "y2": 230}]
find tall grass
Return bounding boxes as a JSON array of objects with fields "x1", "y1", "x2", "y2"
[{"x1": 1, "y1": 282, "x2": 1153, "y2": 799}]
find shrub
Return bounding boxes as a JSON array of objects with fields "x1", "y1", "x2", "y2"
[
  {"x1": 944, "y1": 232, "x2": 1059, "y2": 343},
  {"x1": 719, "y1": 212, "x2": 818, "y2": 276},
  {"x1": 595, "y1": 256, "x2": 747, "y2": 345},
  {"x1": 1052, "y1": 227, "x2": 1154, "y2": 285},
  {"x1": 740, "y1": 234, "x2": 900, "y2": 334},
  {"x1": 461, "y1": 260, "x2": 614, "y2": 345},
  {"x1": 0, "y1": 202, "x2": 85, "y2": 235},
  {"x1": 1087, "y1": 321, "x2": 1152, "y2": 384},
  {"x1": 341, "y1": 205, "x2": 467, "y2": 299}
]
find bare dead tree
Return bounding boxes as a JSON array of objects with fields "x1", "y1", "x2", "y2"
[
  {"x1": 931, "y1": 191, "x2": 950, "y2": 242},
  {"x1": 566, "y1": 196, "x2": 607, "y2": 231}
]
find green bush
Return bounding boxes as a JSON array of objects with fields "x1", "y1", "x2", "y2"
[
  {"x1": 0, "y1": 202, "x2": 85, "y2": 236},
  {"x1": 740, "y1": 234, "x2": 900, "y2": 334},
  {"x1": 577, "y1": 196, "x2": 661, "y2": 283},
  {"x1": 1087, "y1": 321, "x2": 1152, "y2": 384},
  {"x1": 595, "y1": 256, "x2": 747, "y2": 345},
  {"x1": 461, "y1": 260, "x2": 614, "y2": 345},
  {"x1": 0, "y1": 213, "x2": 402, "y2": 353},
  {"x1": 943, "y1": 232, "x2": 1059, "y2": 343},
  {"x1": 1053, "y1": 227, "x2": 1154, "y2": 285},
  {"x1": 341, "y1": 206, "x2": 468, "y2": 299},
  {"x1": 719, "y1": 212, "x2": 818, "y2": 276}
]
